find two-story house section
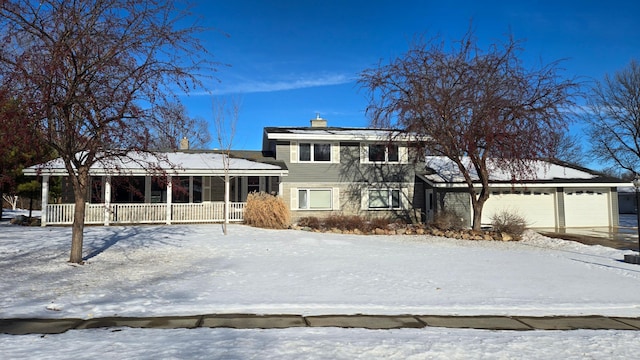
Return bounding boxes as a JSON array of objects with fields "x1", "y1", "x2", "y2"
[{"x1": 263, "y1": 117, "x2": 427, "y2": 223}]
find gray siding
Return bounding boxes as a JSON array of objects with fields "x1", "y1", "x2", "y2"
[
  {"x1": 339, "y1": 143, "x2": 417, "y2": 183},
  {"x1": 276, "y1": 141, "x2": 422, "y2": 183},
  {"x1": 276, "y1": 139, "x2": 425, "y2": 222},
  {"x1": 276, "y1": 141, "x2": 341, "y2": 182},
  {"x1": 437, "y1": 189, "x2": 471, "y2": 227}
]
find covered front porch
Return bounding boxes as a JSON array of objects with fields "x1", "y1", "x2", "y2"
[{"x1": 26, "y1": 151, "x2": 288, "y2": 226}]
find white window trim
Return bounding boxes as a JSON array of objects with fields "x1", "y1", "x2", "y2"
[
  {"x1": 295, "y1": 142, "x2": 337, "y2": 163},
  {"x1": 361, "y1": 186, "x2": 407, "y2": 210},
  {"x1": 291, "y1": 187, "x2": 339, "y2": 210},
  {"x1": 360, "y1": 143, "x2": 407, "y2": 164}
]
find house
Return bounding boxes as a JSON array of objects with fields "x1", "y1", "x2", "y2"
[
  {"x1": 420, "y1": 156, "x2": 628, "y2": 229},
  {"x1": 262, "y1": 116, "x2": 427, "y2": 223},
  {"x1": 618, "y1": 186, "x2": 638, "y2": 214},
  {"x1": 24, "y1": 116, "x2": 627, "y2": 230}
]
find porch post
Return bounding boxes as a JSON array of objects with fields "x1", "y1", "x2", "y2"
[
  {"x1": 166, "y1": 176, "x2": 172, "y2": 225},
  {"x1": 144, "y1": 176, "x2": 152, "y2": 203},
  {"x1": 104, "y1": 176, "x2": 111, "y2": 226},
  {"x1": 240, "y1": 177, "x2": 247, "y2": 201},
  {"x1": 40, "y1": 175, "x2": 49, "y2": 227}
]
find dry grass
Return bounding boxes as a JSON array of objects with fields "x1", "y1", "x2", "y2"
[
  {"x1": 490, "y1": 210, "x2": 527, "y2": 240},
  {"x1": 297, "y1": 215, "x2": 394, "y2": 232},
  {"x1": 431, "y1": 210, "x2": 465, "y2": 230},
  {"x1": 323, "y1": 215, "x2": 367, "y2": 230},
  {"x1": 244, "y1": 192, "x2": 291, "y2": 229}
]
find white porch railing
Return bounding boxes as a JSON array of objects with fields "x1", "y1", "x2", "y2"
[{"x1": 43, "y1": 202, "x2": 246, "y2": 226}]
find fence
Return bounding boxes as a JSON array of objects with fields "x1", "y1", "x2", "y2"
[{"x1": 43, "y1": 202, "x2": 246, "y2": 226}]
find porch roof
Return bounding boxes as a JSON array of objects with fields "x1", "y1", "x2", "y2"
[{"x1": 23, "y1": 151, "x2": 289, "y2": 177}]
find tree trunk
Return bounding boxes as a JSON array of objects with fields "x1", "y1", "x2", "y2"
[
  {"x1": 223, "y1": 172, "x2": 229, "y2": 235},
  {"x1": 471, "y1": 199, "x2": 483, "y2": 231},
  {"x1": 0, "y1": 187, "x2": 4, "y2": 221},
  {"x1": 470, "y1": 187, "x2": 490, "y2": 231},
  {"x1": 69, "y1": 172, "x2": 88, "y2": 264}
]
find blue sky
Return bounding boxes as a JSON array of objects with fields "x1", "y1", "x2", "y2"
[{"x1": 180, "y1": 0, "x2": 639, "y2": 166}]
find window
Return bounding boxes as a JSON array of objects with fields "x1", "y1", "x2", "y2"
[
  {"x1": 90, "y1": 176, "x2": 103, "y2": 203},
  {"x1": 169, "y1": 176, "x2": 204, "y2": 203},
  {"x1": 192, "y1": 177, "x2": 202, "y2": 203},
  {"x1": 299, "y1": 143, "x2": 331, "y2": 162},
  {"x1": 368, "y1": 144, "x2": 399, "y2": 162},
  {"x1": 113, "y1": 176, "x2": 145, "y2": 203},
  {"x1": 298, "y1": 189, "x2": 332, "y2": 209},
  {"x1": 248, "y1": 176, "x2": 260, "y2": 194},
  {"x1": 368, "y1": 189, "x2": 401, "y2": 209},
  {"x1": 173, "y1": 177, "x2": 191, "y2": 203}
]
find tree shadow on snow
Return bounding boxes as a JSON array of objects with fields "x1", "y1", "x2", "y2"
[{"x1": 82, "y1": 225, "x2": 193, "y2": 261}]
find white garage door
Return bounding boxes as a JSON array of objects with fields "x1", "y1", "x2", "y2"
[
  {"x1": 563, "y1": 188, "x2": 610, "y2": 227},
  {"x1": 482, "y1": 188, "x2": 557, "y2": 228}
]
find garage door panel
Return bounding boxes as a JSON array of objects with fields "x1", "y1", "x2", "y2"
[
  {"x1": 564, "y1": 188, "x2": 609, "y2": 227},
  {"x1": 482, "y1": 189, "x2": 556, "y2": 228}
]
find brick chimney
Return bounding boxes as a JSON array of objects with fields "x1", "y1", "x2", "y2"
[
  {"x1": 310, "y1": 113, "x2": 327, "y2": 128},
  {"x1": 179, "y1": 137, "x2": 189, "y2": 150}
]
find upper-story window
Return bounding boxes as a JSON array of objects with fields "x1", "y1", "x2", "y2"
[
  {"x1": 300, "y1": 143, "x2": 331, "y2": 162},
  {"x1": 368, "y1": 144, "x2": 399, "y2": 162}
]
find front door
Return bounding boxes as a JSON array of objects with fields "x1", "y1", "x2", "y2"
[{"x1": 425, "y1": 189, "x2": 434, "y2": 223}]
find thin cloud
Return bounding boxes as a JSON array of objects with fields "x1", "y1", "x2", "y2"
[{"x1": 205, "y1": 73, "x2": 354, "y2": 95}]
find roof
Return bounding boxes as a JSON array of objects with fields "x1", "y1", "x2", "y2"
[
  {"x1": 23, "y1": 151, "x2": 288, "y2": 177},
  {"x1": 421, "y1": 156, "x2": 627, "y2": 188},
  {"x1": 264, "y1": 126, "x2": 421, "y2": 142}
]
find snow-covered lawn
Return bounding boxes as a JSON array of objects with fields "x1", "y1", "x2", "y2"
[{"x1": 2, "y1": 222, "x2": 640, "y2": 359}]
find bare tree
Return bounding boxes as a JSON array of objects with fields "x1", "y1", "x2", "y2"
[
  {"x1": 586, "y1": 59, "x2": 640, "y2": 175},
  {"x1": 549, "y1": 132, "x2": 585, "y2": 166},
  {"x1": 0, "y1": 89, "x2": 52, "y2": 220},
  {"x1": 150, "y1": 102, "x2": 212, "y2": 150},
  {"x1": 212, "y1": 97, "x2": 240, "y2": 235},
  {"x1": 359, "y1": 29, "x2": 578, "y2": 230},
  {"x1": 0, "y1": 0, "x2": 216, "y2": 263}
]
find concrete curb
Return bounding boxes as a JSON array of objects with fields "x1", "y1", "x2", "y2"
[{"x1": 2, "y1": 314, "x2": 640, "y2": 335}]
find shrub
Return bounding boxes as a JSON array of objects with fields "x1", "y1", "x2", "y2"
[
  {"x1": 296, "y1": 214, "x2": 395, "y2": 233},
  {"x1": 490, "y1": 210, "x2": 527, "y2": 240},
  {"x1": 368, "y1": 216, "x2": 392, "y2": 231},
  {"x1": 323, "y1": 215, "x2": 366, "y2": 231},
  {"x1": 431, "y1": 210, "x2": 465, "y2": 230},
  {"x1": 297, "y1": 216, "x2": 321, "y2": 229},
  {"x1": 244, "y1": 192, "x2": 290, "y2": 229}
]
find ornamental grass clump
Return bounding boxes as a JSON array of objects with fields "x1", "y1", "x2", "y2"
[
  {"x1": 244, "y1": 192, "x2": 290, "y2": 229},
  {"x1": 490, "y1": 210, "x2": 527, "y2": 240}
]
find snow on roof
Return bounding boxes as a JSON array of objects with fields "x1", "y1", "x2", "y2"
[
  {"x1": 264, "y1": 126, "x2": 420, "y2": 141},
  {"x1": 25, "y1": 151, "x2": 287, "y2": 176},
  {"x1": 423, "y1": 156, "x2": 606, "y2": 184},
  {"x1": 285, "y1": 128, "x2": 395, "y2": 136}
]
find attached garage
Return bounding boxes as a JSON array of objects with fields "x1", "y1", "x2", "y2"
[
  {"x1": 563, "y1": 188, "x2": 611, "y2": 227},
  {"x1": 423, "y1": 156, "x2": 627, "y2": 230},
  {"x1": 482, "y1": 188, "x2": 557, "y2": 228}
]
